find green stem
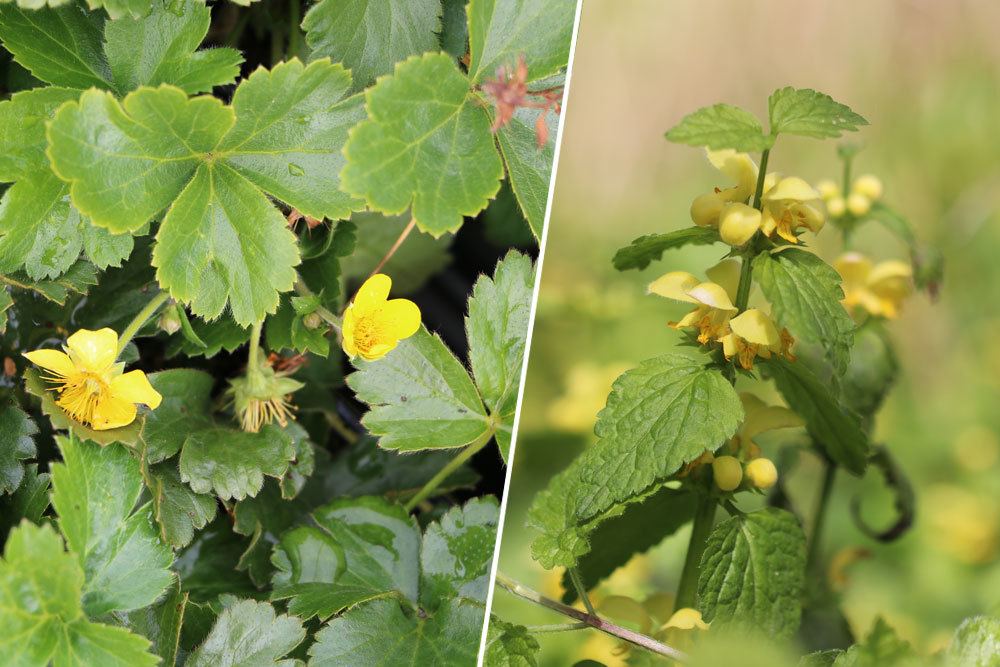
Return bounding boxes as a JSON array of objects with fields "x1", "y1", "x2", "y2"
[
  {"x1": 248, "y1": 321, "x2": 263, "y2": 368},
  {"x1": 568, "y1": 567, "x2": 597, "y2": 616},
  {"x1": 287, "y1": 0, "x2": 302, "y2": 57},
  {"x1": 806, "y1": 458, "x2": 837, "y2": 574},
  {"x1": 674, "y1": 495, "x2": 716, "y2": 610},
  {"x1": 117, "y1": 291, "x2": 170, "y2": 355},
  {"x1": 734, "y1": 249, "x2": 755, "y2": 313},
  {"x1": 840, "y1": 151, "x2": 857, "y2": 250},
  {"x1": 496, "y1": 573, "x2": 689, "y2": 662},
  {"x1": 294, "y1": 279, "x2": 341, "y2": 331},
  {"x1": 751, "y1": 148, "x2": 771, "y2": 210},
  {"x1": 525, "y1": 622, "x2": 588, "y2": 634},
  {"x1": 404, "y1": 429, "x2": 492, "y2": 512}
]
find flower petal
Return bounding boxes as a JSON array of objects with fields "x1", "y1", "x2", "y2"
[
  {"x1": 742, "y1": 405, "x2": 804, "y2": 440},
  {"x1": 730, "y1": 309, "x2": 780, "y2": 346},
  {"x1": 648, "y1": 272, "x2": 700, "y2": 303},
  {"x1": 763, "y1": 176, "x2": 819, "y2": 202},
  {"x1": 342, "y1": 304, "x2": 358, "y2": 357},
  {"x1": 690, "y1": 192, "x2": 724, "y2": 227},
  {"x1": 687, "y1": 282, "x2": 736, "y2": 312},
  {"x1": 719, "y1": 202, "x2": 762, "y2": 246},
  {"x1": 352, "y1": 274, "x2": 392, "y2": 313},
  {"x1": 23, "y1": 349, "x2": 76, "y2": 378},
  {"x1": 706, "y1": 149, "x2": 758, "y2": 201},
  {"x1": 90, "y1": 395, "x2": 137, "y2": 431},
  {"x1": 706, "y1": 258, "x2": 742, "y2": 302},
  {"x1": 834, "y1": 252, "x2": 873, "y2": 292},
  {"x1": 378, "y1": 299, "x2": 421, "y2": 341},
  {"x1": 361, "y1": 342, "x2": 396, "y2": 361},
  {"x1": 110, "y1": 370, "x2": 162, "y2": 409},
  {"x1": 66, "y1": 328, "x2": 119, "y2": 374}
]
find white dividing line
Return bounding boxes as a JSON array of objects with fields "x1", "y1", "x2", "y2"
[{"x1": 476, "y1": 1, "x2": 586, "y2": 664}]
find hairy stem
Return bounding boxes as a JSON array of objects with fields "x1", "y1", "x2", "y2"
[
  {"x1": 117, "y1": 291, "x2": 171, "y2": 356},
  {"x1": 368, "y1": 218, "x2": 417, "y2": 280},
  {"x1": 404, "y1": 429, "x2": 492, "y2": 512},
  {"x1": 287, "y1": 0, "x2": 302, "y2": 57},
  {"x1": 496, "y1": 573, "x2": 689, "y2": 662},
  {"x1": 568, "y1": 567, "x2": 597, "y2": 616},
  {"x1": 674, "y1": 495, "x2": 716, "y2": 610},
  {"x1": 751, "y1": 148, "x2": 771, "y2": 211},
  {"x1": 525, "y1": 622, "x2": 588, "y2": 633},
  {"x1": 806, "y1": 457, "x2": 837, "y2": 574},
  {"x1": 247, "y1": 321, "x2": 263, "y2": 369}
]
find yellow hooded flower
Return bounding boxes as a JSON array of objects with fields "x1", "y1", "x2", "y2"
[
  {"x1": 835, "y1": 252, "x2": 913, "y2": 319},
  {"x1": 342, "y1": 274, "x2": 421, "y2": 361},
  {"x1": 719, "y1": 309, "x2": 795, "y2": 370},
  {"x1": 24, "y1": 328, "x2": 161, "y2": 430},
  {"x1": 690, "y1": 150, "x2": 758, "y2": 227},
  {"x1": 648, "y1": 259, "x2": 741, "y2": 344},
  {"x1": 759, "y1": 177, "x2": 825, "y2": 244},
  {"x1": 731, "y1": 392, "x2": 804, "y2": 458}
]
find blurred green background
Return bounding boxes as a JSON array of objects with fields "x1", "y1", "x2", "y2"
[{"x1": 491, "y1": 1, "x2": 1000, "y2": 664}]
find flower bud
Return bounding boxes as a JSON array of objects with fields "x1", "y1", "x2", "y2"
[
  {"x1": 690, "y1": 192, "x2": 724, "y2": 227},
  {"x1": 663, "y1": 607, "x2": 709, "y2": 631},
  {"x1": 846, "y1": 192, "x2": 871, "y2": 216},
  {"x1": 158, "y1": 307, "x2": 182, "y2": 335},
  {"x1": 826, "y1": 196, "x2": 846, "y2": 218},
  {"x1": 745, "y1": 457, "x2": 778, "y2": 489},
  {"x1": 852, "y1": 174, "x2": 883, "y2": 200},
  {"x1": 719, "y1": 202, "x2": 762, "y2": 247},
  {"x1": 303, "y1": 311, "x2": 323, "y2": 330},
  {"x1": 815, "y1": 179, "x2": 839, "y2": 199},
  {"x1": 712, "y1": 455, "x2": 743, "y2": 491}
]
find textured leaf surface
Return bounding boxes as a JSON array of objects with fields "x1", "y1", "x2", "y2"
[
  {"x1": 466, "y1": 251, "x2": 534, "y2": 461},
  {"x1": 186, "y1": 599, "x2": 305, "y2": 667},
  {"x1": 754, "y1": 249, "x2": 855, "y2": 375},
  {"x1": 496, "y1": 107, "x2": 557, "y2": 238},
  {"x1": 140, "y1": 368, "x2": 215, "y2": 464},
  {"x1": 420, "y1": 496, "x2": 498, "y2": 607},
  {"x1": 765, "y1": 358, "x2": 869, "y2": 475},
  {"x1": 613, "y1": 227, "x2": 721, "y2": 271},
  {"x1": 342, "y1": 52, "x2": 503, "y2": 236},
  {"x1": 528, "y1": 354, "x2": 742, "y2": 569},
  {"x1": 0, "y1": 401, "x2": 37, "y2": 495},
  {"x1": 114, "y1": 578, "x2": 186, "y2": 667},
  {"x1": 144, "y1": 463, "x2": 218, "y2": 549},
  {"x1": 302, "y1": 0, "x2": 441, "y2": 90},
  {"x1": 179, "y1": 425, "x2": 296, "y2": 501},
  {"x1": 698, "y1": 508, "x2": 806, "y2": 639},
  {"x1": 348, "y1": 326, "x2": 490, "y2": 451},
  {"x1": 832, "y1": 617, "x2": 915, "y2": 666},
  {"x1": 467, "y1": 0, "x2": 576, "y2": 84},
  {"x1": 666, "y1": 103, "x2": 773, "y2": 152},
  {"x1": 51, "y1": 437, "x2": 174, "y2": 617},
  {"x1": 0, "y1": 521, "x2": 157, "y2": 667},
  {"x1": 484, "y1": 617, "x2": 541, "y2": 667},
  {"x1": 0, "y1": 464, "x2": 51, "y2": 538},
  {"x1": 946, "y1": 615, "x2": 999, "y2": 667},
  {"x1": 768, "y1": 87, "x2": 868, "y2": 139},
  {"x1": 308, "y1": 598, "x2": 483, "y2": 667}
]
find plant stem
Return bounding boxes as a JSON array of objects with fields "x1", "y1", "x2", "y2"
[
  {"x1": 496, "y1": 573, "x2": 689, "y2": 662},
  {"x1": 294, "y1": 279, "x2": 342, "y2": 331},
  {"x1": 287, "y1": 0, "x2": 301, "y2": 57},
  {"x1": 734, "y1": 248, "x2": 755, "y2": 313},
  {"x1": 117, "y1": 291, "x2": 171, "y2": 355},
  {"x1": 247, "y1": 321, "x2": 263, "y2": 368},
  {"x1": 751, "y1": 148, "x2": 770, "y2": 210},
  {"x1": 403, "y1": 429, "x2": 492, "y2": 512},
  {"x1": 674, "y1": 495, "x2": 716, "y2": 610},
  {"x1": 806, "y1": 457, "x2": 837, "y2": 574},
  {"x1": 568, "y1": 567, "x2": 597, "y2": 616},
  {"x1": 525, "y1": 622, "x2": 588, "y2": 634},
  {"x1": 368, "y1": 218, "x2": 416, "y2": 280}
]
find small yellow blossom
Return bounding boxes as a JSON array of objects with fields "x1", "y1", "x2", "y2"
[
  {"x1": 712, "y1": 455, "x2": 743, "y2": 491},
  {"x1": 719, "y1": 309, "x2": 795, "y2": 370},
  {"x1": 745, "y1": 457, "x2": 778, "y2": 489},
  {"x1": 24, "y1": 328, "x2": 161, "y2": 430},
  {"x1": 731, "y1": 392, "x2": 804, "y2": 458},
  {"x1": 852, "y1": 174, "x2": 884, "y2": 200},
  {"x1": 648, "y1": 259, "x2": 741, "y2": 343},
  {"x1": 719, "y1": 202, "x2": 762, "y2": 247},
  {"x1": 663, "y1": 608, "x2": 710, "y2": 631},
  {"x1": 342, "y1": 274, "x2": 421, "y2": 361},
  {"x1": 759, "y1": 177, "x2": 825, "y2": 244},
  {"x1": 690, "y1": 150, "x2": 758, "y2": 227},
  {"x1": 835, "y1": 252, "x2": 913, "y2": 319},
  {"x1": 817, "y1": 174, "x2": 883, "y2": 220}
]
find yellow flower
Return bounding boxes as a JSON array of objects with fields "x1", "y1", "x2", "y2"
[
  {"x1": 663, "y1": 608, "x2": 710, "y2": 631},
  {"x1": 731, "y1": 392, "x2": 804, "y2": 458},
  {"x1": 648, "y1": 259, "x2": 741, "y2": 344},
  {"x1": 342, "y1": 274, "x2": 421, "y2": 361},
  {"x1": 689, "y1": 150, "x2": 758, "y2": 227},
  {"x1": 834, "y1": 252, "x2": 913, "y2": 319},
  {"x1": 759, "y1": 177, "x2": 825, "y2": 244},
  {"x1": 745, "y1": 458, "x2": 778, "y2": 489},
  {"x1": 24, "y1": 328, "x2": 161, "y2": 430},
  {"x1": 719, "y1": 309, "x2": 795, "y2": 370},
  {"x1": 817, "y1": 174, "x2": 883, "y2": 220},
  {"x1": 712, "y1": 455, "x2": 743, "y2": 491}
]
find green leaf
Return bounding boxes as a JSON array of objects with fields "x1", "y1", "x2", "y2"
[
  {"x1": 466, "y1": 250, "x2": 534, "y2": 461},
  {"x1": 496, "y1": 107, "x2": 557, "y2": 239},
  {"x1": 114, "y1": 578, "x2": 186, "y2": 667},
  {"x1": 347, "y1": 326, "x2": 491, "y2": 451},
  {"x1": 420, "y1": 496, "x2": 498, "y2": 607},
  {"x1": 698, "y1": 508, "x2": 806, "y2": 639},
  {"x1": 528, "y1": 354, "x2": 742, "y2": 569},
  {"x1": 174, "y1": 518, "x2": 257, "y2": 602},
  {"x1": 440, "y1": 0, "x2": 469, "y2": 59},
  {"x1": 81, "y1": 220, "x2": 134, "y2": 270},
  {"x1": 88, "y1": 0, "x2": 151, "y2": 20},
  {"x1": 140, "y1": 368, "x2": 215, "y2": 464},
  {"x1": 612, "y1": 227, "x2": 721, "y2": 271},
  {"x1": 342, "y1": 52, "x2": 503, "y2": 236},
  {"x1": 0, "y1": 463, "x2": 51, "y2": 538},
  {"x1": 302, "y1": 0, "x2": 441, "y2": 91},
  {"x1": 665, "y1": 103, "x2": 773, "y2": 152},
  {"x1": 166, "y1": 313, "x2": 250, "y2": 358},
  {"x1": 0, "y1": 400, "x2": 37, "y2": 495},
  {"x1": 768, "y1": 87, "x2": 867, "y2": 139},
  {"x1": 308, "y1": 597, "x2": 483, "y2": 666},
  {"x1": 0, "y1": 173, "x2": 83, "y2": 280},
  {"x1": 0, "y1": 521, "x2": 157, "y2": 667},
  {"x1": 842, "y1": 323, "x2": 898, "y2": 418},
  {"x1": 946, "y1": 615, "x2": 999, "y2": 667},
  {"x1": 764, "y1": 357, "x2": 869, "y2": 475},
  {"x1": 279, "y1": 422, "x2": 316, "y2": 500},
  {"x1": 467, "y1": 0, "x2": 577, "y2": 84},
  {"x1": 297, "y1": 218, "x2": 358, "y2": 312},
  {"x1": 51, "y1": 437, "x2": 174, "y2": 616},
  {"x1": 0, "y1": 87, "x2": 80, "y2": 181},
  {"x1": 484, "y1": 617, "x2": 541, "y2": 667},
  {"x1": 832, "y1": 617, "x2": 914, "y2": 667},
  {"x1": 47, "y1": 59, "x2": 361, "y2": 325},
  {"x1": 179, "y1": 425, "x2": 297, "y2": 501},
  {"x1": 186, "y1": 598, "x2": 306, "y2": 667},
  {"x1": 143, "y1": 463, "x2": 218, "y2": 549},
  {"x1": 270, "y1": 495, "x2": 420, "y2": 620},
  {"x1": 24, "y1": 367, "x2": 142, "y2": 446},
  {"x1": 561, "y1": 487, "x2": 697, "y2": 603},
  {"x1": 753, "y1": 248, "x2": 856, "y2": 375}
]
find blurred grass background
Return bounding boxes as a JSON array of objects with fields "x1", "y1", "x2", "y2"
[{"x1": 491, "y1": 1, "x2": 1000, "y2": 663}]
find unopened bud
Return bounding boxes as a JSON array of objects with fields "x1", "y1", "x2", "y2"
[
  {"x1": 303, "y1": 312, "x2": 323, "y2": 330},
  {"x1": 826, "y1": 196, "x2": 846, "y2": 218},
  {"x1": 815, "y1": 179, "x2": 839, "y2": 199},
  {"x1": 712, "y1": 455, "x2": 743, "y2": 491},
  {"x1": 690, "y1": 192, "x2": 724, "y2": 227},
  {"x1": 852, "y1": 174, "x2": 883, "y2": 201},
  {"x1": 745, "y1": 457, "x2": 778, "y2": 489},
  {"x1": 846, "y1": 192, "x2": 871, "y2": 217},
  {"x1": 158, "y1": 307, "x2": 182, "y2": 335}
]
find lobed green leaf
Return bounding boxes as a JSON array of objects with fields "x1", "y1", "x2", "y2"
[
  {"x1": 768, "y1": 87, "x2": 868, "y2": 139},
  {"x1": 0, "y1": 400, "x2": 38, "y2": 495},
  {"x1": 612, "y1": 226, "x2": 721, "y2": 271},
  {"x1": 186, "y1": 598, "x2": 305, "y2": 667},
  {"x1": 665, "y1": 103, "x2": 773, "y2": 152}
]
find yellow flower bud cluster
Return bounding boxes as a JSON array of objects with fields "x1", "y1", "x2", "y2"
[
  {"x1": 817, "y1": 174, "x2": 883, "y2": 219},
  {"x1": 712, "y1": 454, "x2": 778, "y2": 492}
]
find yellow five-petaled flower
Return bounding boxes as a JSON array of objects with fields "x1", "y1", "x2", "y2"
[
  {"x1": 24, "y1": 328, "x2": 162, "y2": 430},
  {"x1": 342, "y1": 274, "x2": 421, "y2": 361}
]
